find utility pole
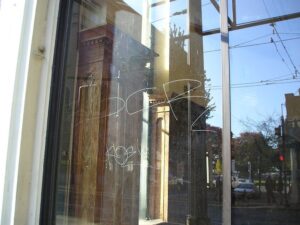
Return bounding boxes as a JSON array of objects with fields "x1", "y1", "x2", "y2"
[
  {"x1": 248, "y1": 161, "x2": 252, "y2": 182},
  {"x1": 281, "y1": 113, "x2": 289, "y2": 206}
]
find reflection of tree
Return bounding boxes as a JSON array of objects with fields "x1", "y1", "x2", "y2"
[
  {"x1": 170, "y1": 24, "x2": 185, "y2": 49},
  {"x1": 240, "y1": 116, "x2": 280, "y2": 148},
  {"x1": 169, "y1": 24, "x2": 216, "y2": 119},
  {"x1": 168, "y1": 23, "x2": 211, "y2": 224},
  {"x1": 233, "y1": 132, "x2": 273, "y2": 178},
  {"x1": 234, "y1": 116, "x2": 282, "y2": 179},
  {"x1": 203, "y1": 72, "x2": 215, "y2": 119}
]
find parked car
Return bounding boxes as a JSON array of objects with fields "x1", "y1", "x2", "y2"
[
  {"x1": 234, "y1": 182, "x2": 260, "y2": 199},
  {"x1": 238, "y1": 178, "x2": 251, "y2": 184}
]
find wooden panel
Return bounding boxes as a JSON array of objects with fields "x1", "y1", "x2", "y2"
[
  {"x1": 69, "y1": 24, "x2": 152, "y2": 225},
  {"x1": 70, "y1": 25, "x2": 113, "y2": 223}
]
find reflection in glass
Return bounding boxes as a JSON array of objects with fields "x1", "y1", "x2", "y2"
[
  {"x1": 230, "y1": 1, "x2": 300, "y2": 224},
  {"x1": 229, "y1": 0, "x2": 300, "y2": 24},
  {"x1": 52, "y1": 1, "x2": 222, "y2": 225}
]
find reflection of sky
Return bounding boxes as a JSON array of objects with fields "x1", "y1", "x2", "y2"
[
  {"x1": 229, "y1": 0, "x2": 300, "y2": 24},
  {"x1": 124, "y1": 0, "x2": 300, "y2": 135},
  {"x1": 124, "y1": 0, "x2": 220, "y2": 32},
  {"x1": 229, "y1": 18, "x2": 300, "y2": 135},
  {"x1": 124, "y1": 0, "x2": 142, "y2": 14},
  {"x1": 202, "y1": 2, "x2": 220, "y2": 30}
]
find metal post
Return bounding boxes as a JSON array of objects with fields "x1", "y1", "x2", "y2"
[
  {"x1": 220, "y1": 0, "x2": 231, "y2": 225},
  {"x1": 281, "y1": 114, "x2": 289, "y2": 206},
  {"x1": 186, "y1": 1, "x2": 210, "y2": 224},
  {"x1": 248, "y1": 161, "x2": 251, "y2": 182},
  {"x1": 187, "y1": 82, "x2": 192, "y2": 217},
  {"x1": 232, "y1": 0, "x2": 237, "y2": 26}
]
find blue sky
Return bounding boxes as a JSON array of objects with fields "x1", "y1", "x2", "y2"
[{"x1": 124, "y1": 0, "x2": 300, "y2": 135}]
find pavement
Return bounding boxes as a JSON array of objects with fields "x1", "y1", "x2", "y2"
[{"x1": 207, "y1": 189, "x2": 300, "y2": 225}]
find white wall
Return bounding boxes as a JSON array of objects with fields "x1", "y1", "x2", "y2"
[
  {"x1": 0, "y1": 0, "x2": 60, "y2": 224},
  {"x1": 0, "y1": 0, "x2": 35, "y2": 223}
]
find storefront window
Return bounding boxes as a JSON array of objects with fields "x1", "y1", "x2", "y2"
[
  {"x1": 45, "y1": 1, "x2": 223, "y2": 225},
  {"x1": 42, "y1": 1, "x2": 300, "y2": 225}
]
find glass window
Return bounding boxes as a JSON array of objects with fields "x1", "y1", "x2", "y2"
[
  {"x1": 230, "y1": 0, "x2": 300, "y2": 24},
  {"x1": 41, "y1": 1, "x2": 300, "y2": 225},
  {"x1": 44, "y1": 1, "x2": 223, "y2": 225},
  {"x1": 229, "y1": 1, "x2": 300, "y2": 224}
]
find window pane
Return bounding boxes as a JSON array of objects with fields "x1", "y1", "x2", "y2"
[
  {"x1": 229, "y1": 0, "x2": 300, "y2": 24},
  {"x1": 230, "y1": 2, "x2": 300, "y2": 224},
  {"x1": 50, "y1": 1, "x2": 222, "y2": 225}
]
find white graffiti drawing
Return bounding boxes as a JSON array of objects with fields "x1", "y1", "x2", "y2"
[
  {"x1": 125, "y1": 87, "x2": 159, "y2": 115},
  {"x1": 101, "y1": 97, "x2": 126, "y2": 118},
  {"x1": 106, "y1": 145, "x2": 138, "y2": 167},
  {"x1": 163, "y1": 79, "x2": 203, "y2": 120}
]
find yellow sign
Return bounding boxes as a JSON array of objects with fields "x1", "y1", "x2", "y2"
[{"x1": 215, "y1": 159, "x2": 222, "y2": 174}]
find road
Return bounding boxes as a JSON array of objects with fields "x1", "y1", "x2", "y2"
[{"x1": 207, "y1": 190, "x2": 300, "y2": 225}]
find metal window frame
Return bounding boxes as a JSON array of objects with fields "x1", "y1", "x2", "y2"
[
  {"x1": 220, "y1": 0, "x2": 231, "y2": 225},
  {"x1": 39, "y1": 0, "x2": 74, "y2": 224}
]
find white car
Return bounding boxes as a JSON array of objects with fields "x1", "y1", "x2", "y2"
[{"x1": 234, "y1": 182, "x2": 260, "y2": 199}]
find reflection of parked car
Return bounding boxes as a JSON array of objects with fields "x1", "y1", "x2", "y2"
[
  {"x1": 234, "y1": 183, "x2": 260, "y2": 199},
  {"x1": 238, "y1": 178, "x2": 246, "y2": 183},
  {"x1": 238, "y1": 178, "x2": 251, "y2": 184}
]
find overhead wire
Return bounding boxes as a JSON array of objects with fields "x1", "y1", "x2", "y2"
[
  {"x1": 210, "y1": 75, "x2": 300, "y2": 90},
  {"x1": 211, "y1": 76, "x2": 299, "y2": 87},
  {"x1": 262, "y1": 0, "x2": 299, "y2": 77},
  {"x1": 203, "y1": 36, "x2": 300, "y2": 53},
  {"x1": 210, "y1": 79, "x2": 300, "y2": 90},
  {"x1": 270, "y1": 37, "x2": 294, "y2": 75},
  {"x1": 228, "y1": 80, "x2": 300, "y2": 89},
  {"x1": 232, "y1": 75, "x2": 297, "y2": 86},
  {"x1": 232, "y1": 36, "x2": 300, "y2": 49},
  {"x1": 230, "y1": 33, "x2": 272, "y2": 48},
  {"x1": 271, "y1": 23, "x2": 299, "y2": 77},
  {"x1": 266, "y1": 73, "x2": 296, "y2": 80},
  {"x1": 203, "y1": 1, "x2": 300, "y2": 90}
]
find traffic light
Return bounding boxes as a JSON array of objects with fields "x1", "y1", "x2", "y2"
[
  {"x1": 275, "y1": 126, "x2": 281, "y2": 137},
  {"x1": 279, "y1": 154, "x2": 284, "y2": 161},
  {"x1": 273, "y1": 150, "x2": 285, "y2": 163}
]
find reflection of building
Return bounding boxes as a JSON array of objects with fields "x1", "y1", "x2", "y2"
[
  {"x1": 148, "y1": 99, "x2": 170, "y2": 221},
  {"x1": 68, "y1": 24, "x2": 154, "y2": 224},
  {"x1": 285, "y1": 93, "x2": 300, "y2": 204},
  {"x1": 5, "y1": 0, "x2": 300, "y2": 224},
  {"x1": 56, "y1": 1, "x2": 210, "y2": 225}
]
